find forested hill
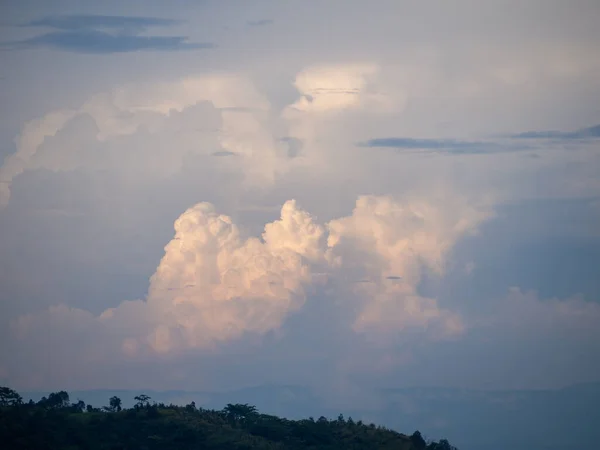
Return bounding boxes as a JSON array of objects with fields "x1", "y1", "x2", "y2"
[{"x1": 0, "y1": 386, "x2": 457, "y2": 450}]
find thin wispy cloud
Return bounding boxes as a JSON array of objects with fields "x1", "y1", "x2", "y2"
[
  {"x1": 362, "y1": 123, "x2": 600, "y2": 156},
  {"x1": 13, "y1": 31, "x2": 214, "y2": 54},
  {"x1": 510, "y1": 124, "x2": 600, "y2": 140},
  {"x1": 212, "y1": 150, "x2": 237, "y2": 157},
  {"x1": 24, "y1": 15, "x2": 183, "y2": 32},
  {"x1": 4, "y1": 14, "x2": 214, "y2": 54},
  {"x1": 359, "y1": 137, "x2": 523, "y2": 155}
]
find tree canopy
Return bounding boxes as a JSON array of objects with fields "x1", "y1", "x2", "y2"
[{"x1": 0, "y1": 386, "x2": 458, "y2": 450}]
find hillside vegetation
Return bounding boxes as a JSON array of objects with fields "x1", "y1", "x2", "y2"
[{"x1": 0, "y1": 386, "x2": 457, "y2": 450}]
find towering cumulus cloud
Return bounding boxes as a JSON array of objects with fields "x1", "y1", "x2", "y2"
[
  {"x1": 138, "y1": 200, "x2": 325, "y2": 353},
  {"x1": 8, "y1": 193, "x2": 490, "y2": 373}
]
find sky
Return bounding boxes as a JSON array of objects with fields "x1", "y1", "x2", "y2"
[{"x1": 0, "y1": 0, "x2": 599, "y2": 396}]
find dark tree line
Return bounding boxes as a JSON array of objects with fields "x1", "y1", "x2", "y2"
[{"x1": 0, "y1": 386, "x2": 458, "y2": 450}]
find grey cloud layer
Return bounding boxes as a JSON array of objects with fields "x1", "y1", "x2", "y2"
[
  {"x1": 15, "y1": 31, "x2": 214, "y2": 54},
  {"x1": 361, "y1": 123, "x2": 600, "y2": 155},
  {"x1": 360, "y1": 138, "x2": 517, "y2": 155},
  {"x1": 5, "y1": 14, "x2": 214, "y2": 53},
  {"x1": 24, "y1": 15, "x2": 183, "y2": 31},
  {"x1": 510, "y1": 123, "x2": 600, "y2": 140}
]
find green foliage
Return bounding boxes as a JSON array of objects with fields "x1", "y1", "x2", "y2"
[
  {"x1": 37, "y1": 391, "x2": 70, "y2": 409},
  {"x1": 133, "y1": 394, "x2": 152, "y2": 409},
  {"x1": 410, "y1": 430, "x2": 427, "y2": 450},
  {"x1": 71, "y1": 400, "x2": 86, "y2": 413},
  {"x1": 0, "y1": 387, "x2": 22, "y2": 406},
  {"x1": 0, "y1": 386, "x2": 458, "y2": 450},
  {"x1": 223, "y1": 403, "x2": 259, "y2": 423},
  {"x1": 107, "y1": 396, "x2": 122, "y2": 413}
]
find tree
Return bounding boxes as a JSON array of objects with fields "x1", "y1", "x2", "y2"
[
  {"x1": 134, "y1": 394, "x2": 151, "y2": 409},
  {"x1": 411, "y1": 430, "x2": 427, "y2": 450},
  {"x1": 38, "y1": 391, "x2": 70, "y2": 409},
  {"x1": 0, "y1": 386, "x2": 22, "y2": 406},
  {"x1": 185, "y1": 401, "x2": 196, "y2": 412},
  {"x1": 223, "y1": 403, "x2": 258, "y2": 422},
  {"x1": 426, "y1": 438, "x2": 457, "y2": 450},
  {"x1": 108, "y1": 396, "x2": 122, "y2": 412},
  {"x1": 0, "y1": 386, "x2": 460, "y2": 450},
  {"x1": 71, "y1": 400, "x2": 86, "y2": 412}
]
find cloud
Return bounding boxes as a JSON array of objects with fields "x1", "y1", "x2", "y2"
[
  {"x1": 278, "y1": 64, "x2": 405, "y2": 173},
  {"x1": 0, "y1": 75, "x2": 289, "y2": 209},
  {"x1": 497, "y1": 287, "x2": 600, "y2": 334},
  {"x1": 0, "y1": 109, "x2": 77, "y2": 208},
  {"x1": 283, "y1": 64, "x2": 393, "y2": 116},
  {"x1": 360, "y1": 137, "x2": 514, "y2": 155},
  {"x1": 360, "y1": 122, "x2": 600, "y2": 154},
  {"x1": 24, "y1": 15, "x2": 182, "y2": 32},
  {"x1": 137, "y1": 199, "x2": 325, "y2": 352},
  {"x1": 510, "y1": 123, "x2": 600, "y2": 140},
  {"x1": 5, "y1": 14, "x2": 214, "y2": 54},
  {"x1": 278, "y1": 137, "x2": 304, "y2": 158},
  {"x1": 5, "y1": 193, "x2": 488, "y2": 378},
  {"x1": 13, "y1": 31, "x2": 214, "y2": 54},
  {"x1": 326, "y1": 195, "x2": 492, "y2": 340},
  {"x1": 2, "y1": 2, "x2": 600, "y2": 396},
  {"x1": 3, "y1": 200, "x2": 326, "y2": 378},
  {"x1": 212, "y1": 150, "x2": 237, "y2": 157}
]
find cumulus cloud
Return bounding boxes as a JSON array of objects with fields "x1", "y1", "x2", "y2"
[
  {"x1": 139, "y1": 200, "x2": 325, "y2": 352},
  {"x1": 0, "y1": 62, "x2": 434, "y2": 215},
  {"x1": 326, "y1": 195, "x2": 491, "y2": 339},
  {"x1": 4, "y1": 55, "x2": 597, "y2": 213},
  {"x1": 0, "y1": 110, "x2": 77, "y2": 208},
  {"x1": 7, "y1": 200, "x2": 327, "y2": 361},
  {"x1": 284, "y1": 64, "x2": 386, "y2": 115},
  {"x1": 0, "y1": 75, "x2": 289, "y2": 209},
  {"x1": 274, "y1": 63, "x2": 409, "y2": 177},
  {"x1": 6, "y1": 192, "x2": 489, "y2": 379}
]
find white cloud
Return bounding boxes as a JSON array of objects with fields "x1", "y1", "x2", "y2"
[
  {"x1": 6, "y1": 192, "x2": 489, "y2": 376},
  {"x1": 0, "y1": 75, "x2": 290, "y2": 209},
  {"x1": 139, "y1": 200, "x2": 322, "y2": 352},
  {"x1": 326, "y1": 195, "x2": 491, "y2": 339},
  {"x1": 3, "y1": 52, "x2": 599, "y2": 213},
  {"x1": 285, "y1": 64, "x2": 391, "y2": 115},
  {"x1": 0, "y1": 110, "x2": 77, "y2": 208}
]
